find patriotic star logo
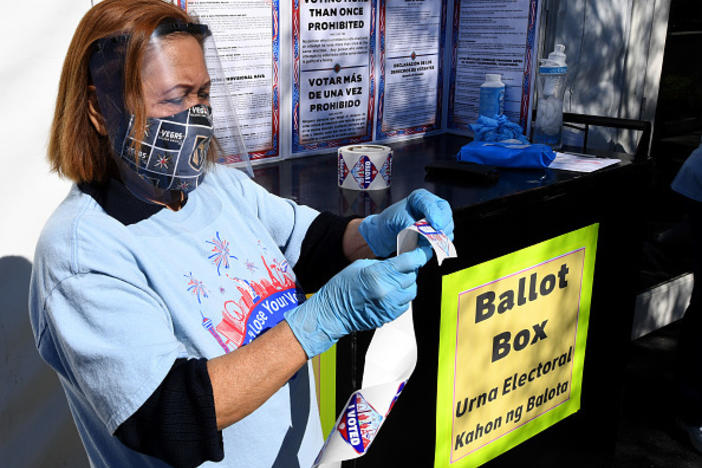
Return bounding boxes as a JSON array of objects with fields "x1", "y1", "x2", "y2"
[{"x1": 155, "y1": 154, "x2": 170, "y2": 170}]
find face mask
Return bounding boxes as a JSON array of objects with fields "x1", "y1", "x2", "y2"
[{"x1": 119, "y1": 104, "x2": 214, "y2": 193}]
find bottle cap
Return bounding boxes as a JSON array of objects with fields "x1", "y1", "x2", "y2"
[
  {"x1": 547, "y1": 44, "x2": 567, "y2": 67},
  {"x1": 485, "y1": 73, "x2": 502, "y2": 82}
]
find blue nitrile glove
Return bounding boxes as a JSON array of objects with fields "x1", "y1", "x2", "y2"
[
  {"x1": 358, "y1": 189, "x2": 454, "y2": 257},
  {"x1": 469, "y1": 115, "x2": 529, "y2": 144},
  {"x1": 284, "y1": 246, "x2": 431, "y2": 357},
  {"x1": 457, "y1": 141, "x2": 555, "y2": 168}
]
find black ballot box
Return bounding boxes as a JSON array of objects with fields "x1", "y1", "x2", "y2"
[{"x1": 255, "y1": 132, "x2": 651, "y2": 467}]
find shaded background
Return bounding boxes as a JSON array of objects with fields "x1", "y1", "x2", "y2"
[{"x1": 2, "y1": 0, "x2": 701, "y2": 466}]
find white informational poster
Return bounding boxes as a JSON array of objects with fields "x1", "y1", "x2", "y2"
[
  {"x1": 376, "y1": 0, "x2": 446, "y2": 140},
  {"x1": 292, "y1": 0, "x2": 376, "y2": 153},
  {"x1": 448, "y1": 0, "x2": 539, "y2": 134},
  {"x1": 186, "y1": 0, "x2": 280, "y2": 159},
  {"x1": 175, "y1": 0, "x2": 541, "y2": 157}
]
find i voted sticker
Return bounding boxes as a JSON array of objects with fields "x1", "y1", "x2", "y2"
[
  {"x1": 350, "y1": 155, "x2": 379, "y2": 190},
  {"x1": 412, "y1": 220, "x2": 456, "y2": 263},
  {"x1": 337, "y1": 392, "x2": 383, "y2": 454}
]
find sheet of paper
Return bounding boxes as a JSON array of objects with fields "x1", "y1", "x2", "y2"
[
  {"x1": 186, "y1": 0, "x2": 280, "y2": 159},
  {"x1": 292, "y1": 0, "x2": 376, "y2": 153},
  {"x1": 550, "y1": 152, "x2": 621, "y2": 173},
  {"x1": 314, "y1": 219, "x2": 457, "y2": 466},
  {"x1": 375, "y1": 0, "x2": 445, "y2": 139},
  {"x1": 448, "y1": 0, "x2": 539, "y2": 133}
]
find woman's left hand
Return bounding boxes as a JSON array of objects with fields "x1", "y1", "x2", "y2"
[{"x1": 358, "y1": 188, "x2": 454, "y2": 257}]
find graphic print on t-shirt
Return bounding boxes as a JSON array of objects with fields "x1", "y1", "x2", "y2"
[
  {"x1": 206, "y1": 231, "x2": 238, "y2": 276},
  {"x1": 184, "y1": 272, "x2": 209, "y2": 303},
  {"x1": 185, "y1": 232, "x2": 304, "y2": 353}
]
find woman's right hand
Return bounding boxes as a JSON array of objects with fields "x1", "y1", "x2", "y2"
[{"x1": 284, "y1": 246, "x2": 432, "y2": 358}]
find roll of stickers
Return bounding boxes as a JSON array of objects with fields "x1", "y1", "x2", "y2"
[
  {"x1": 314, "y1": 220, "x2": 457, "y2": 466},
  {"x1": 338, "y1": 145, "x2": 393, "y2": 191}
]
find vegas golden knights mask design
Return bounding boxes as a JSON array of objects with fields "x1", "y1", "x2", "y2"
[{"x1": 120, "y1": 104, "x2": 214, "y2": 193}]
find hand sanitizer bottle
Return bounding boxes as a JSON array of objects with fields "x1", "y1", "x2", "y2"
[
  {"x1": 533, "y1": 44, "x2": 567, "y2": 149},
  {"x1": 479, "y1": 73, "x2": 505, "y2": 119}
]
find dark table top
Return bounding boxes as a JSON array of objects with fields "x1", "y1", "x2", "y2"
[{"x1": 252, "y1": 133, "x2": 636, "y2": 217}]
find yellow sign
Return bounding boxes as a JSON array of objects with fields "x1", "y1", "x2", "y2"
[
  {"x1": 309, "y1": 291, "x2": 337, "y2": 439},
  {"x1": 312, "y1": 344, "x2": 337, "y2": 437},
  {"x1": 435, "y1": 224, "x2": 598, "y2": 467}
]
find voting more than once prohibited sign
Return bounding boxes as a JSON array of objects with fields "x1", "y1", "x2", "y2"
[{"x1": 435, "y1": 224, "x2": 598, "y2": 467}]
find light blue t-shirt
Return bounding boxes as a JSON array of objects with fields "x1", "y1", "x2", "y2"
[
  {"x1": 672, "y1": 138, "x2": 702, "y2": 203},
  {"x1": 29, "y1": 166, "x2": 323, "y2": 467}
]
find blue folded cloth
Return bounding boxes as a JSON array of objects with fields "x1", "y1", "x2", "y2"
[
  {"x1": 469, "y1": 115, "x2": 529, "y2": 144},
  {"x1": 457, "y1": 141, "x2": 556, "y2": 169}
]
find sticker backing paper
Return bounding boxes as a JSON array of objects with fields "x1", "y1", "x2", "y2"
[{"x1": 315, "y1": 219, "x2": 457, "y2": 466}]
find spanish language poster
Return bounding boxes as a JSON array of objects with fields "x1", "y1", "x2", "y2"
[
  {"x1": 292, "y1": 0, "x2": 377, "y2": 153},
  {"x1": 176, "y1": 0, "x2": 540, "y2": 161},
  {"x1": 375, "y1": 0, "x2": 447, "y2": 139}
]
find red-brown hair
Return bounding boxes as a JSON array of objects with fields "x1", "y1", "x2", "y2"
[{"x1": 48, "y1": 0, "x2": 195, "y2": 183}]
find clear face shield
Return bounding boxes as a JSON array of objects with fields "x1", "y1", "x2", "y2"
[{"x1": 89, "y1": 21, "x2": 251, "y2": 206}]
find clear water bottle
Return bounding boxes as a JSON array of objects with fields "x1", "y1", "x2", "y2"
[
  {"x1": 479, "y1": 73, "x2": 505, "y2": 118},
  {"x1": 533, "y1": 44, "x2": 567, "y2": 149}
]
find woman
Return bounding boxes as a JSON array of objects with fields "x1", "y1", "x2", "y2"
[{"x1": 29, "y1": 1, "x2": 453, "y2": 467}]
